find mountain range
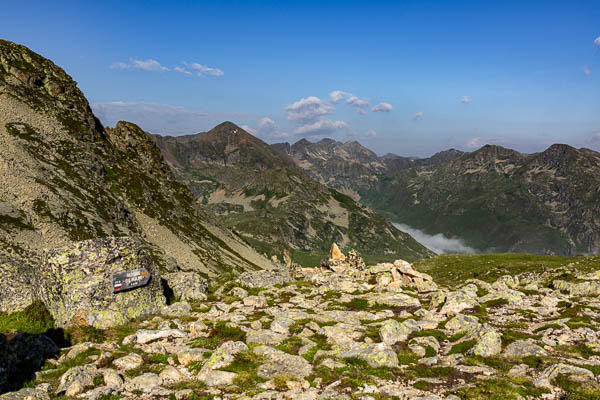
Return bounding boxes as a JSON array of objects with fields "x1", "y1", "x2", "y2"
[
  {"x1": 272, "y1": 138, "x2": 600, "y2": 256},
  {"x1": 0, "y1": 39, "x2": 432, "y2": 273},
  {"x1": 153, "y1": 125, "x2": 433, "y2": 265}
]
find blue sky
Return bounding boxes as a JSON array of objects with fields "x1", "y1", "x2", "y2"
[{"x1": 2, "y1": 0, "x2": 599, "y2": 156}]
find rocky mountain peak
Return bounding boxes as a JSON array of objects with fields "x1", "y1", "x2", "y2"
[{"x1": 0, "y1": 39, "x2": 102, "y2": 141}]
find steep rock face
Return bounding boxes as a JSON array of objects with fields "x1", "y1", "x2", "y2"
[
  {"x1": 271, "y1": 138, "x2": 387, "y2": 198},
  {"x1": 0, "y1": 258, "x2": 35, "y2": 313},
  {"x1": 271, "y1": 139, "x2": 464, "y2": 199},
  {"x1": 35, "y1": 237, "x2": 164, "y2": 329},
  {"x1": 0, "y1": 39, "x2": 272, "y2": 276},
  {"x1": 155, "y1": 123, "x2": 433, "y2": 265},
  {"x1": 365, "y1": 144, "x2": 600, "y2": 255}
]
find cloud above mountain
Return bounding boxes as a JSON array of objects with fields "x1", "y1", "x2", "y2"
[
  {"x1": 372, "y1": 102, "x2": 393, "y2": 112},
  {"x1": 110, "y1": 58, "x2": 169, "y2": 72},
  {"x1": 393, "y1": 223, "x2": 477, "y2": 254},
  {"x1": 110, "y1": 59, "x2": 223, "y2": 77}
]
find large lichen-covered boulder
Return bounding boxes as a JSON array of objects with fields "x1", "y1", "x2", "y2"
[
  {"x1": 162, "y1": 271, "x2": 208, "y2": 301},
  {"x1": 0, "y1": 258, "x2": 36, "y2": 313},
  {"x1": 35, "y1": 237, "x2": 166, "y2": 328}
]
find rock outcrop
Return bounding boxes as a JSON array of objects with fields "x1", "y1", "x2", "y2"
[{"x1": 35, "y1": 237, "x2": 165, "y2": 328}]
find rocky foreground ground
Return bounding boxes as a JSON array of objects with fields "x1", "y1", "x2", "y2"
[{"x1": 3, "y1": 246, "x2": 600, "y2": 400}]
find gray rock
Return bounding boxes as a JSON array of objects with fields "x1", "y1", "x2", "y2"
[
  {"x1": 236, "y1": 269, "x2": 292, "y2": 288},
  {"x1": 159, "y1": 365, "x2": 186, "y2": 383},
  {"x1": 247, "y1": 329, "x2": 288, "y2": 345},
  {"x1": 135, "y1": 328, "x2": 188, "y2": 344},
  {"x1": 112, "y1": 353, "x2": 143, "y2": 371},
  {"x1": 253, "y1": 346, "x2": 313, "y2": 379},
  {"x1": 243, "y1": 295, "x2": 268, "y2": 308},
  {"x1": 201, "y1": 370, "x2": 237, "y2": 386},
  {"x1": 379, "y1": 319, "x2": 420, "y2": 345},
  {"x1": 161, "y1": 301, "x2": 192, "y2": 316},
  {"x1": 542, "y1": 363, "x2": 595, "y2": 382},
  {"x1": 126, "y1": 372, "x2": 163, "y2": 392},
  {"x1": 34, "y1": 237, "x2": 165, "y2": 328},
  {"x1": 0, "y1": 387, "x2": 50, "y2": 400},
  {"x1": 163, "y1": 271, "x2": 208, "y2": 301},
  {"x1": 445, "y1": 314, "x2": 480, "y2": 333},
  {"x1": 56, "y1": 364, "x2": 99, "y2": 395},
  {"x1": 469, "y1": 328, "x2": 502, "y2": 357},
  {"x1": 503, "y1": 340, "x2": 547, "y2": 358},
  {"x1": 0, "y1": 258, "x2": 35, "y2": 313},
  {"x1": 177, "y1": 348, "x2": 209, "y2": 366},
  {"x1": 200, "y1": 341, "x2": 248, "y2": 373},
  {"x1": 102, "y1": 369, "x2": 124, "y2": 388},
  {"x1": 333, "y1": 341, "x2": 399, "y2": 368}
]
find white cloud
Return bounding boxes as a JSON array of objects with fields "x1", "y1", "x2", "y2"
[
  {"x1": 110, "y1": 58, "x2": 169, "y2": 72},
  {"x1": 590, "y1": 132, "x2": 600, "y2": 142},
  {"x1": 347, "y1": 95, "x2": 369, "y2": 113},
  {"x1": 110, "y1": 59, "x2": 222, "y2": 77},
  {"x1": 465, "y1": 137, "x2": 485, "y2": 148},
  {"x1": 372, "y1": 102, "x2": 392, "y2": 112},
  {"x1": 110, "y1": 61, "x2": 130, "y2": 70},
  {"x1": 131, "y1": 59, "x2": 169, "y2": 72},
  {"x1": 189, "y1": 63, "x2": 224, "y2": 77},
  {"x1": 393, "y1": 223, "x2": 477, "y2": 254},
  {"x1": 413, "y1": 111, "x2": 424, "y2": 120},
  {"x1": 461, "y1": 96, "x2": 472, "y2": 104},
  {"x1": 285, "y1": 96, "x2": 334, "y2": 122},
  {"x1": 242, "y1": 117, "x2": 289, "y2": 139},
  {"x1": 365, "y1": 129, "x2": 377, "y2": 137},
  {"x1": 583, "y1": 66, "x2": 591, "y2": 76},
  {"x1": 595, "y1": 37, "x2": 600, "y2": 48},
  {"x1": 174, "y1": 66, "x2": 192, "y2": 75},
  {"x1": 329, "y1": 90, "x2": 351, "y2": 104},
  {"x1": 294, "y1": 119, "x2": 348, "y2": 136},
  {"x1": 347, "y1": 95, "x2": 369, "y2": 107},
  {"x1": 241, "y1": 125, "x2": 257, "y2": 135}
]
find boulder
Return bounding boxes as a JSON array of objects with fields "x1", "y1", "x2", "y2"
[
  {"x1": 235, "y1": 269, "x2": 293, "y2": 288},
  {"x1": 253, "y1": 346, "x2": 313, "y2": 379},
  {"x1": 200, "y1": 341, "x2": 248, "y2": 373},
  {"x1": 126, "y1": 372, "x2": 163, "y2": 392},
  {"x1": 162, "y1": 271, "x2": 208, "y2": 301},
  {"x1": 112, "y1": 353, "x2": 143, "y2": 371},
  {"x1": 503, "y1": 340, "x2": 547, "y2": 358},
  {"x1": 379, "y1": 319, "x2": 420, "y2": 345},
  {"x1": 333, "y1": 341, "x2": 399, "y2": 368},
  {"x1": 247, "y1": 329, "x2": 288, "y2": 345},
  {"x1": 56, "y1": 365, "x2": 99, "y2": 395},
  {"x1": 470, "y1": 328, "x2": 502, "y2": 357},
  {"x1": 329, "y1": 243, "x2": 346, "y2": 263},
  {"x1": 0, "y1": 258, "x2": 36, "y2": 313},
  {"x1": 34, "y1": 237, "x2": 165, "y2": 328}
]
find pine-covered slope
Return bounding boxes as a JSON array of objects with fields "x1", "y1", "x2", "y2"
[
  {"x1": 0, "y1": 39, "x2": 272, "y2": 274},
  {"x1": 154, "y1": 123, "x2": 434, "y2": 265}
]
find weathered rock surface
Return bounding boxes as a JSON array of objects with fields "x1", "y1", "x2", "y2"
[
  {"x1": 0, "y1": 259, "x2": 35, "y2": 313},
  {"x1": 162, "y1": 271, "x2": 208, "y2": 301},
  {"x1": 34, "y1": 237, "x2": 165, "y2": 328}
]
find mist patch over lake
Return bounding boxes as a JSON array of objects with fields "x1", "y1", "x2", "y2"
[{"x1": 393, "y1": 223, "x2": 477, "y2": 254}]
